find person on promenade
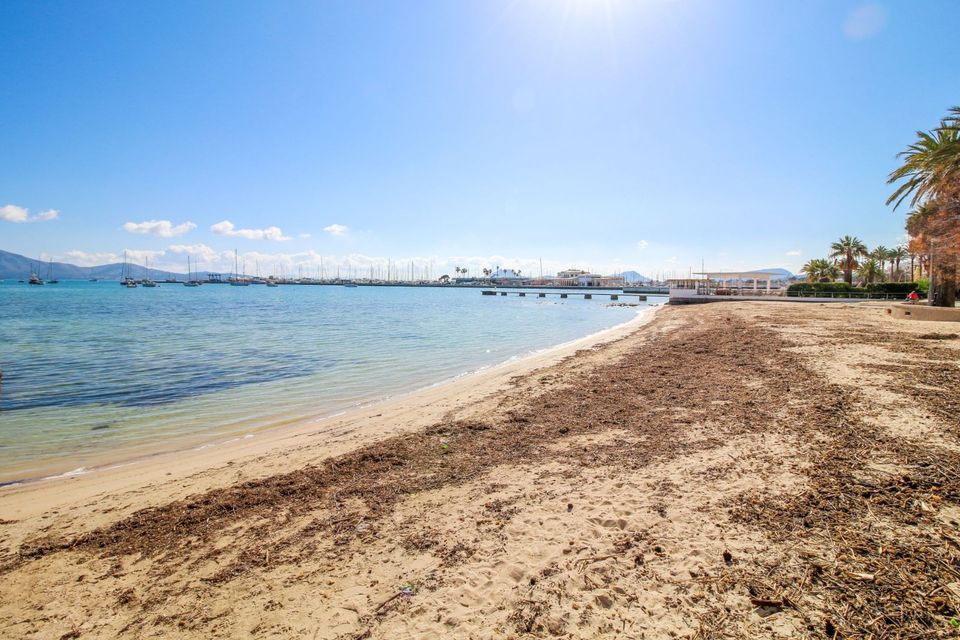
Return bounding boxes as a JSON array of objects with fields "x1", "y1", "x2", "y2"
[{"x1": 906, "y1": 290, "x2": 920, "y2": 304}]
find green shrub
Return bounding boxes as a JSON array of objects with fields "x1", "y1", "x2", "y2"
[
  {"x1": 786, "y1": 282, "x2": 855, "y2": 293},
  {"x1": 865, "y1": 282, "x2": 922, "y2": 294},
  {"x1": 786, "y1": 281, "x2": 927, "y2": 298}
]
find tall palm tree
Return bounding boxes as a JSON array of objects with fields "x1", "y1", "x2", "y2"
[
  {"x1": 890, "y1": 246, "x2": 908, "y2": 281},
  {"x1": 871, "y1": 245, "x2": 890, "y2": 280},
  {"x1": 830, "y1": 236, "x2": 869, "y2": 285},
  {"x1": 887, "y1": 108, "x2": 960, "y2": 306},
  {"x1": 886, "y1": 122, "x2": 960, "y2": 209}
]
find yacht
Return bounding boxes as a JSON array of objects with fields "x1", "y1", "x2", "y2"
[{"x1": 229, "y1": 249, "x2": 249, "y2": 286}]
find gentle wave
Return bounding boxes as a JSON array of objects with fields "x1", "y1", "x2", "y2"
[{"x1": 0, "y1": 281, "x2": 656, "y2": 481}]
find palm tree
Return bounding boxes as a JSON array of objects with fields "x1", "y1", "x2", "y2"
[
  {"x1": 802, "y1": 258, "x2": 838, "y2": 283},
  {"x1": 857, "y1": 258, "x2": 882, "y2": 285},
  {"x1": 890, "y1": 246, "x2": 908, "y2": 281},
  {"x1": 887, "y1": 120, "x2": 960, "y2": 209},
  {"x1": 830, "y1": 235, "x2": 869, "y2": 285},
  {"x1": 871, "y1": 246, "x2": 890, "y2": 281},
  {"x1": 887, "y1": 108, "x2": 960, "y2": 306}
]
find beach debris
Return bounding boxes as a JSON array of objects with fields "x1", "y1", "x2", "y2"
[
  {"x1": 370, "y1": 584, "x2": 417, "y2": 620},
  {"x1": 825, "y1": 619, "x2": 838, "y2": 638},
  {"x1": 749, "y1": 597, "x2": 786, "y2": 611},
  {"x1": 9, "y1": 305, "x2": 960, "y2": 639}
]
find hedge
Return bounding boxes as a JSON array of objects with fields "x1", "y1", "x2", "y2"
[
  {"x1": 786, "y1": 282, "x2": 855, "y2": 293},
  {"x1": 787, "y1": 281, "x2": 926, "y2": 296},
  {"x1": 865, "y1": 282, "x2": 924, "y2": 294}
]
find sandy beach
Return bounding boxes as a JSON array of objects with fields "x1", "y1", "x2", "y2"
[{"x1": 2, "y1": 301, "x2": 959, "y2": 639}]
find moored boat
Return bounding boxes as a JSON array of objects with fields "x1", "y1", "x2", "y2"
[
  {"x1": 229, "y1": 249, "x2": 249, "y2": 286},
  {"x1": 184, "y1": 256, "x2": 201, "y2": 286},
  {"x1": 46, "y1": 260, "x2": 59, "y2": 284},
  {"x1": 141, "y1": 257, "x2": 158, "y2": 287}
]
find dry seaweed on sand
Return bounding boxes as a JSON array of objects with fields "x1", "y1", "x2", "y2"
[{"x1": 4, "y1": 303, "x2": 960, "y2": 638}]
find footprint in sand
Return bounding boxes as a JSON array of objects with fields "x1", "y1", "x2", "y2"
[{"x1": 588, "y1": 517, "x2": 629, "y2": 530}]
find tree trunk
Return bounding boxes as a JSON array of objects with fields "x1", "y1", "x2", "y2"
[
  {"x1": 844, "y1": 269, "x2": 853, "y2": 285},
  {"x1": 931, "y1": 259, "x2": 957, "y2": 308}
]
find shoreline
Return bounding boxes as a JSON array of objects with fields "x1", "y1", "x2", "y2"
[
  {"x1": 0, "y1": 305, "x2": 657, "y2": 487},
  {"x1": 0, "y1": 305, "x2": 661, "y2": 523},
  {"x1": 2, "y1": 301, "x2": 959, "y2": 638}
]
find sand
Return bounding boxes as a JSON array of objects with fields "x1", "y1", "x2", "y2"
[{"x1": 1, "y1": 301, "x2": 958, "y2": 639}]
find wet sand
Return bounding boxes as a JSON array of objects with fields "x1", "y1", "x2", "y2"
[{"x1": 1, "y1": 302, "x2": 959, "y2": 639}]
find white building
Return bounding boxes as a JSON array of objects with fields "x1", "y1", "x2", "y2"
[{"x1": 553, "y1": 268, "x2": 625, "y2": 287}]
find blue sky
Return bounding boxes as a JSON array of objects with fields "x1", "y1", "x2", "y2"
[{"x1": 1, "y1": 0, "x2": 957, "y2": 278}]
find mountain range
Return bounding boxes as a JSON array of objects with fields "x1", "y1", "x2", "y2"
[{"x1": 0, "y1": 249, "x2": 190, "y2": 281}]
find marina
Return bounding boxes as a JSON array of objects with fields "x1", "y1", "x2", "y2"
[{"x1": 482, "y1": 289, "x2": 652, "y2": 301}]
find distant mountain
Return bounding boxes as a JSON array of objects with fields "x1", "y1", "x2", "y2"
[
  {"x1": 0, "y1": 249, "x2": 189, "y2": 281},
  {"x1": 755, "y1": 267, "x2": 795, "y2": 281},
  {"x1": 617, "y1": 270, "x2": 651, "y2": 284}
]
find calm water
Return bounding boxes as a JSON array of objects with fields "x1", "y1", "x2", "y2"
[{"x1": 0, "y1": 280, "x2": 653, "y2": 482}]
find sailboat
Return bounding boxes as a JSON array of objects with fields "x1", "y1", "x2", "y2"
[
  {"x1": 121, "y1": 251, "x2": 137, "y2": 287},
  {"x1": 266, "y1": 263, "x2": 279, "y2": 286},
  {"x1": 251, "y1": 260, "x2": 267, "y2": 285},
  {"x1": 46, "y1": 260, "x2": 59, "y2": 284},
  {"x1": 184, "y1": 256, "x2": 200, "y2": 286},
  {"x1": 230, "y1": 249, "x2": 249, "y2": 286},
  {"x1": 28, "y1": 265, "x2": 44, "y2": 285},
  {"x1": 141, "y1": 257, "x2": 158, "y2": 287}
]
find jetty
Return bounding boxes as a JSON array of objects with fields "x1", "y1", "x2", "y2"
[{"x1": 481, "y1": 290, "x2": 653, "y2": 301}]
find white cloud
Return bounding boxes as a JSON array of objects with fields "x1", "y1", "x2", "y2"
[
  {"x1": 785, "y1": 249, "x2": 802, "y2": 256},
  {"x1": 637, "y1": 240, "x2": 649, "y2": 250},
  {"x1": 2, "y1": 204, "x2": 30, "y2": 222},
  {"x1": 124, "y1": 249, "x2": 166, "y2": 262},
  {"x1": 299, "y1": 233, "x2": 312, "y2": 239},
  {"x1": 33, "y1": 209, "x2": 60, "y2": 221},
  {"x1": 168, "y1": 243, "x2": 225, "y2": 263},
  {"x1": 123, "y1": 219, "x2": 196, "y2": 238},
  {"x1": 211, "y1": 220, "x2": 291, "y2": 241},
  {"x1": 65, "y1": 249, "x2": 165, "y2": 267},
  {"x1": 1, "y1": 204, "x2": 60, "y2": 223},
  {"x1": 844, "y1": 4, "x2": 886, "y2": 40},
  {"x1": 64, "y1": 250, "x2": 120, "y2": 266},
  {"x1": 323, "y1": 224, "x2": 349, "y2": 237}
]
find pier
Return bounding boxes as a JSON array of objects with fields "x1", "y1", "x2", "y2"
[{"x1": 482, "y1": 290, "x2": 649, "y2": 301}]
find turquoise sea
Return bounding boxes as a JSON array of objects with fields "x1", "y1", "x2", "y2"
[{"x1": 0, "y1": 280, "x2": 657, "y2": 483}]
